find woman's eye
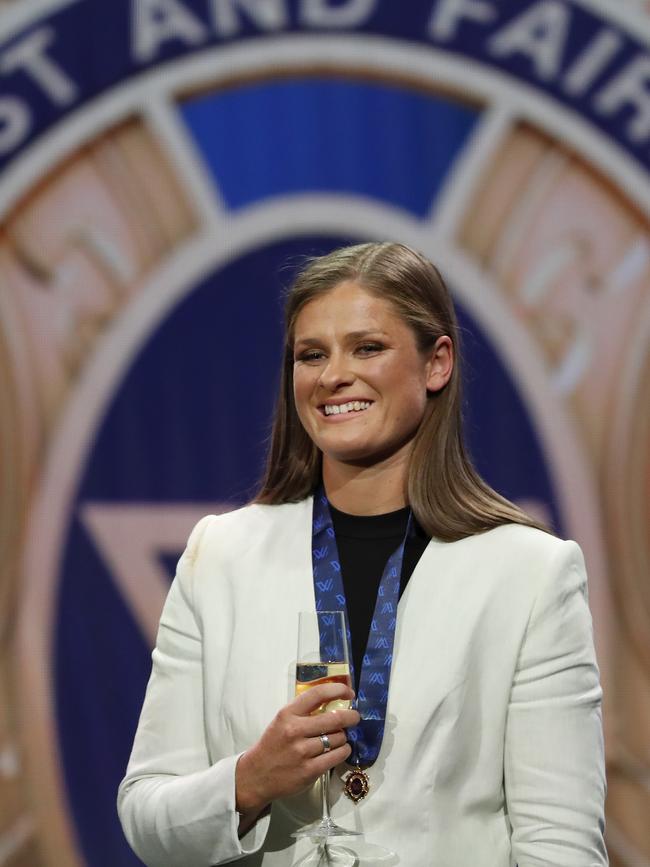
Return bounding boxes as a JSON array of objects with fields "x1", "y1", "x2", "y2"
[
  {"x1": 295, "y1": 350, "x2": 325, "y2": 363},
  {"x1": 357, "y1": 343, "x2": 383, "y2": 354}
]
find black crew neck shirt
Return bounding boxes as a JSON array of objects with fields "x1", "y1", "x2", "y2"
[{"x1": 328, "y1": 504, "x2": 430, "y2": 691}]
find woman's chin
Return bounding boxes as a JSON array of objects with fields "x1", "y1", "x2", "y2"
[
  {"x1": 320, "y1": 434, "x2": 415, "y2": 470},
  {"x1": 323, "y1": 445, "x2": 381, "y2": 466}
]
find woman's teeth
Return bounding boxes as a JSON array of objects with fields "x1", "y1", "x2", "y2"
[{"x1": 324, "y1": 401, "x2": 371, "y2": 416}]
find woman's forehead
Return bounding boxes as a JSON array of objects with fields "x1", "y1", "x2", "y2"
[{"x1": 293, "y1": 280, "x2": 403, "y2": 336}]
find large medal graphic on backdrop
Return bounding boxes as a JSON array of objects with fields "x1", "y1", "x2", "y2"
[{"x1": 1, "y1": 1, "x2": 649, "y2": 865}]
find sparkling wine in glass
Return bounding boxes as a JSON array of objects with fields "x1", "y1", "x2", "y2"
[{"x1": 292, "y1": 610, "x2": 361, "y2": 845}]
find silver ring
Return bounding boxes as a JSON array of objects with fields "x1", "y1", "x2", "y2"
[{"x1": 319, "y1": 733, "x2": 332, "y2": 754}]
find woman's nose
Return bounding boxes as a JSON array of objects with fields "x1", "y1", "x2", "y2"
[{"x1": 318, "y1": 353, "x2": 354, "y2": 390}]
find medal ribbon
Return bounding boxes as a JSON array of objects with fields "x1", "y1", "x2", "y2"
[{"x1": 311, "y1": 487, "x2": 413, "y2": 767}]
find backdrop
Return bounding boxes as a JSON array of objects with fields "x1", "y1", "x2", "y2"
[{"x1": 0, "y1": 1, "x2": 648, "y2": 865}]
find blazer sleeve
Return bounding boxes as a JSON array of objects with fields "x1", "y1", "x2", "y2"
[
  {"x1": 504, "y1": 539, "x2": 608, "y2": 867},
  {"x1": 117, "y1": 515, "x2": 271, "y2": 866}
]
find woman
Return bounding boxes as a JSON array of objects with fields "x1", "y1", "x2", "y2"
[{"x1": 118, "y1": 242, "x2": 607, "y2": 866}]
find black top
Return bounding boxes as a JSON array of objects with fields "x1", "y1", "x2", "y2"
[{"x1": 329, "y1": 504, "x2": 430, "y2": 691}]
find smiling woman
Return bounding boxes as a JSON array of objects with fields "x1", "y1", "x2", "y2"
[{"x1": 118, "y1": 242, "x2": 607, "y2": 867}]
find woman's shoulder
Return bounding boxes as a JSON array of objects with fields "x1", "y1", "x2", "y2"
[
  {"x1": 440, "y1": 521, "x2": 585, "y2": 579},
  {"x1": 459, "y1": 522, "x2": 587, "y2": 593},
  {"x1": 468, "y1": 521, "x2": 578, "y2": 555},
  {"x1": 184, "y1": 497, "x2": 313, "y2": 561}
]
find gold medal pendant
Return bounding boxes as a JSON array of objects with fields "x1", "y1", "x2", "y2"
[{"x1": 343, "y1": 767, "x2": 370, "y2": 803}]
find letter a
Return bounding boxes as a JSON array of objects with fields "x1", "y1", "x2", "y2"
[
  {"x1": 132, "y1": 0, "x2": 207, "y2": 64},
  {"x1": 488, "y1": 0, "x2": 569, "y2": 81}
]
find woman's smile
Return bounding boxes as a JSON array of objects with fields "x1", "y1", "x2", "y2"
[{"x1": 320, "y1": 400, "x2": 373, "y2": 417}]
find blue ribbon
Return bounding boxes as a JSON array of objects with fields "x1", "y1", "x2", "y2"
[{"x1": 311, "y1": 487, "x2": 413, "y2": 767}]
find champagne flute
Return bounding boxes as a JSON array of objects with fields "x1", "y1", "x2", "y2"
[{"x1": 292, "y1": 610, "x2": 361, "y2": 846}]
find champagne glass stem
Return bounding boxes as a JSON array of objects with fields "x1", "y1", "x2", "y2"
[{"x1": 320, "y1": 772, "x2": 330, "y2": 824}]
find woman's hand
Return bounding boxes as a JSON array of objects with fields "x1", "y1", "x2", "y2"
[{"x1": 235, "y1": 682, "x2": 360, "y2": 816}]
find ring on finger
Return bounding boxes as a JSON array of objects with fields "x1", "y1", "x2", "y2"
[{"x1": 319, "y1": 733, "x2": 332, "y2": 754}]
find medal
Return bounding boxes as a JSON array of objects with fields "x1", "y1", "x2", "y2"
[
  {"x1": 311, "y1": 487, "x2": 413, "y2": 803},
  {"x1": 343, "y1": 767, "x2": 370, "y2": 803}
]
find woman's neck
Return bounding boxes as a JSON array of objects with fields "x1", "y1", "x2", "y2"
[{"x1": 322, "y1": 454, "x2": 408, "y2": 515}]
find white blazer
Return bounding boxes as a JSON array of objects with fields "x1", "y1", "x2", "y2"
[{"x1": 118, "y1": 498, "x2": 607, "y2": 866}]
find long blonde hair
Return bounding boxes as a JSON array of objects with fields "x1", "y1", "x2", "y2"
[{"x1": 256, "y1": 242, "x2": 548, "y2": 541}]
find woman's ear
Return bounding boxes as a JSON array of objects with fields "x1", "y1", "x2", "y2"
[{"x1": 425, "y1": 336, "x2": 454, "y2": 393}]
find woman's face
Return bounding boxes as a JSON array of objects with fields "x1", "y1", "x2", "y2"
[{"x1": 292, "y1": 280, "x2": 452, "y2": 471}]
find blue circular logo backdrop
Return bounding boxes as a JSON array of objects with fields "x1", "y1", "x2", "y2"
[{"x1": 6, "y1": 1, "x2": 641, "y2": 862}]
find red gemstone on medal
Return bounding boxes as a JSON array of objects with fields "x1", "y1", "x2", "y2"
[{"x1": 343, "y1": 768, "x2": 370, "y2": 803}]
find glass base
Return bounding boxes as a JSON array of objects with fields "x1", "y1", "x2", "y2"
[
  {"x1": 292, "y1": 842, "x2": 358, "y2": 866},
  {"x1": 292, "y1": 817, "x2": 362, "y2": 840}
]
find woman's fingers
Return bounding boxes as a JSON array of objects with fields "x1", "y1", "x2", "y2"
[
  {"x1": 306, "y1": 729, "x2": 349, "y2": 758},
  {"x1": 301, "y1": 707, "x2": 360, "y2": 737},
  {"x1": 291, "y1": 683, "x2": 360, "y2": 734},
  {"x1": 309, "y1": 742, "x2": 353, "y2": 777},
  {"x1": 292, "y1": 682, "x2": 354, "y2": 716}
]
